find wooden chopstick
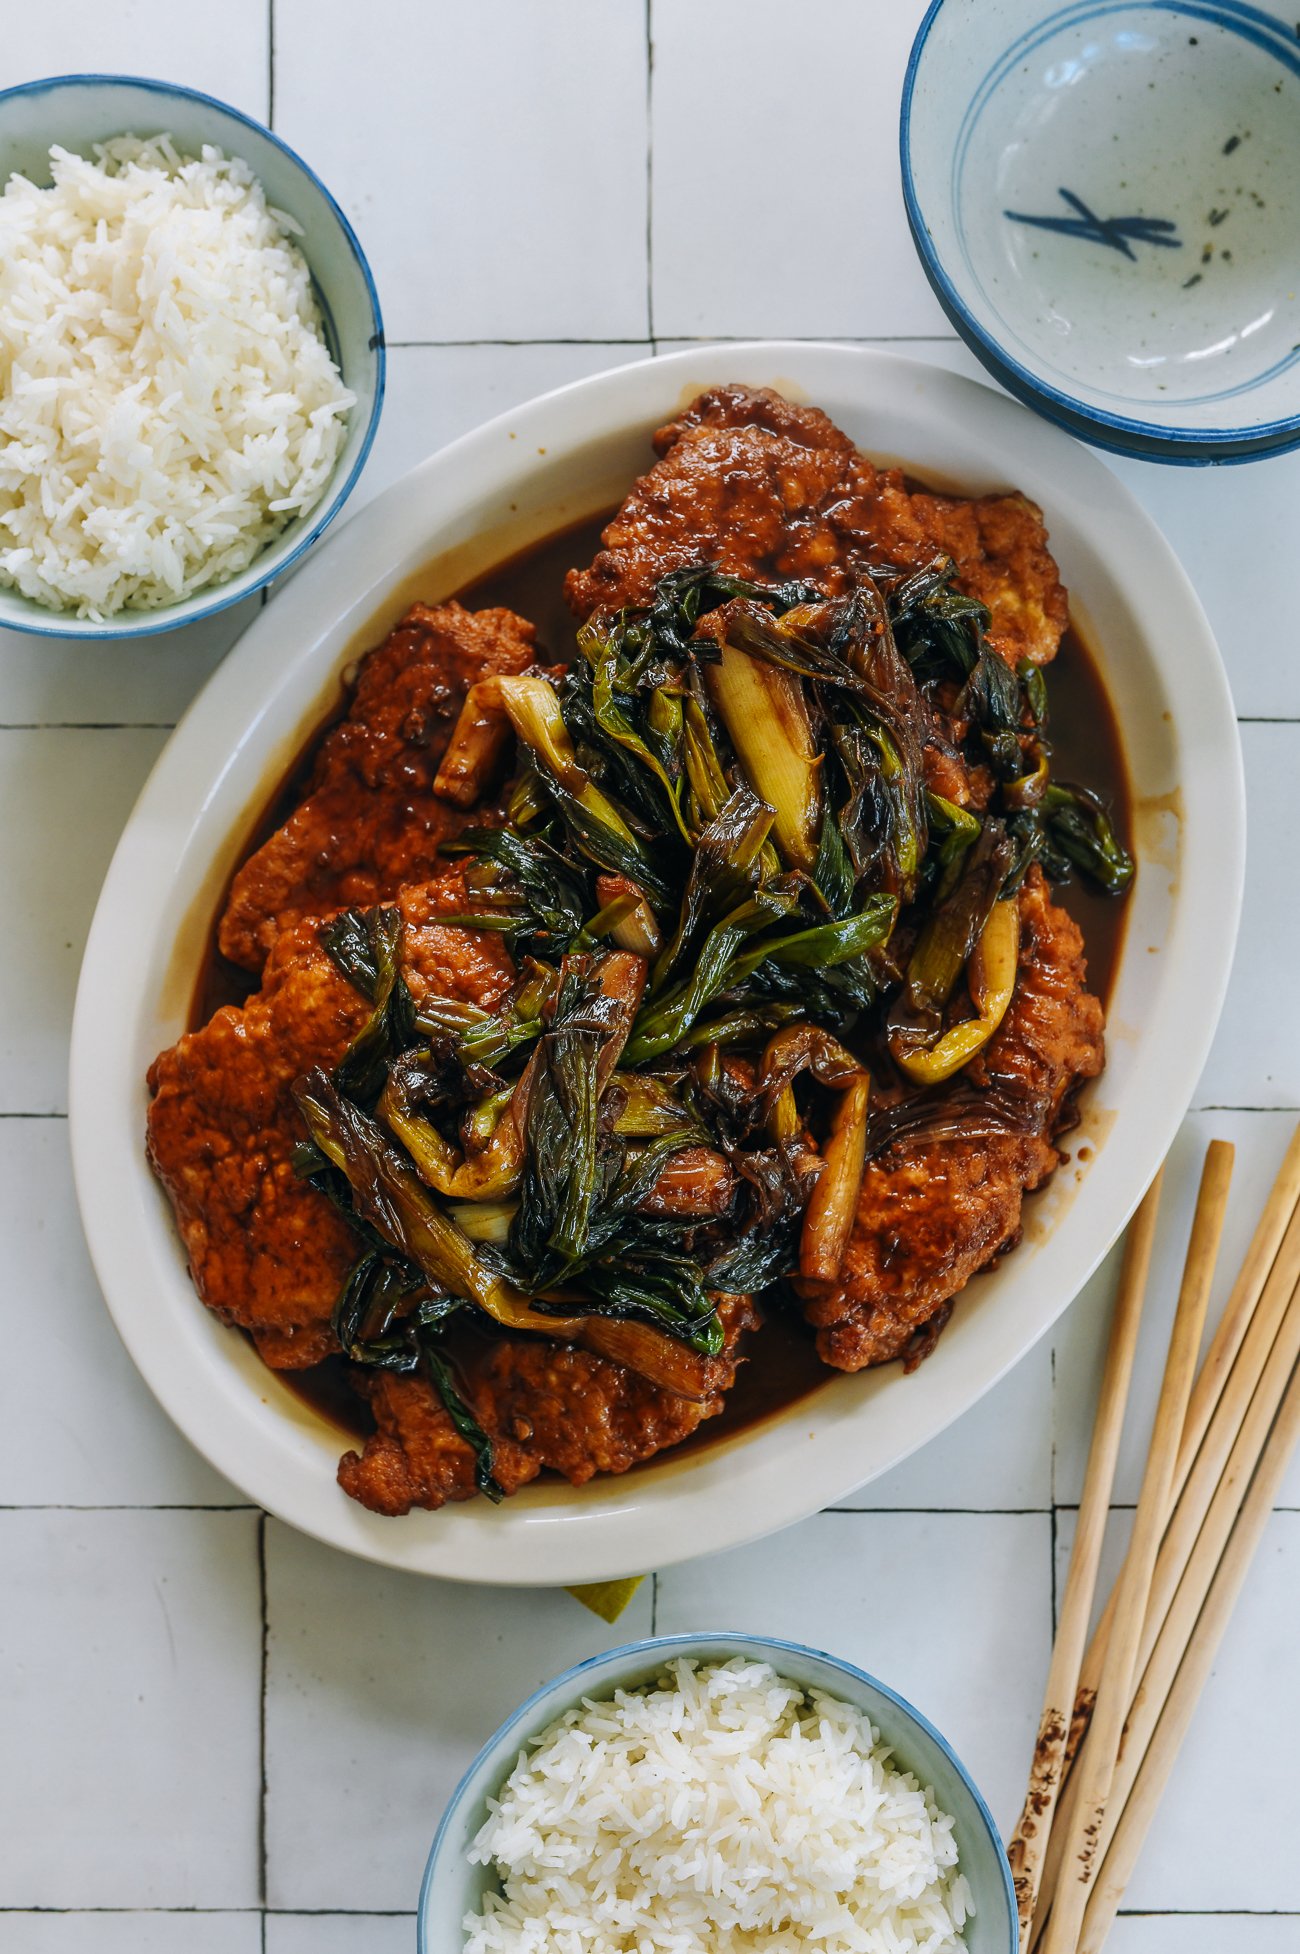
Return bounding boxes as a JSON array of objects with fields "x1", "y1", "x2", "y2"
[
  {"x1": 1066, "y1": 1127, "x2": 1300, "y2": 1747},
  {"x1": 1037, "y1": 1139, "x2": 1234, "y2": 1954},
  {"x1": 1029, "y1": 1128, "x2": 1300, "y2": 1942},
  {"x1": 1074, "y1": 1349, "x2": 1300, "y2": 1952},
  {"x1": 1062, "y1": 1263, "x2": 1300, "y2": 1923},
  {"x1": 1006, "y1": 1172, "x2": 1163, "y2": 1949},
  {"x1": 1174, "y1": 1124, "x2": 1300, "y2": 1481}
]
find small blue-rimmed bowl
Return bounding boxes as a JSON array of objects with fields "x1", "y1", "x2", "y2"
[
  {"x1": 901, "y1": 1, "x2": 1300, "y2": 464},
  {"x1": 418, "y1": 1631, "x2": 1016, "y2": 1951},
  {"x1": 0, "y1": 74, "x2": 385, "y2": 638}
]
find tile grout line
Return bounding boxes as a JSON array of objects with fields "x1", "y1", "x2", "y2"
[
  {"x1": 2, "y1": 1905, "x2": 1295, "y2": 1919},
  {"x1": 1050, "y1": 1344, "x2": 1058, "y2": 1507},
  {"x1": 1049, "y1": 1344, "x2": 1060, "y2": 1635},
  {"x1": 827, "y1": 1505, "x2": 1053, "y2": 1516},
  {"x1": 644, "y1": 0, "x2": 655, "y2": 342},
  {"x1": 377, "y1": 334, "x2": 964, "y2": 349},
  {"x1": 258, "y1": 1511, "x2": 269, "y2": 1914},
  {"x1": 267, "y1": 0, "x2": 276, "y2": 130},
  {"x1": 4, "y1": 1502, "x2": 1298, "y2": 1513},
  {"x1": 0, "y1": 722, "x2": 177, "y2": 731}
]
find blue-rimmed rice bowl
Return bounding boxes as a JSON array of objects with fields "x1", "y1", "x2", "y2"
[
  {"x1": 0, "y1": 73, "x2": 384, "y2": 638},
  {"x1": 418, "y1": 1631, "x2": 1016, "y2": 1951}
]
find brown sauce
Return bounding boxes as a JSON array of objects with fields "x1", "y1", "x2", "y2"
[{"x1": 188, "y1": 507, "x2": 1133, "y2": 1454}]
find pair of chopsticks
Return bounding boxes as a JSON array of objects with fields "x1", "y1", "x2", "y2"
[{"x1": 1008, "y1": 1124, "x2": 1300, "y2": 1953}]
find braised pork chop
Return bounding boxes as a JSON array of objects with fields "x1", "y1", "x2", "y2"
[
  {"x1": 565, "y1": 384, "x2": 1068, "y2": 669},
  {"x1": 218, "y1": 601, "x2": 537, "y2": 973},
  {"x1": 796, "y1": 870, "x2": 1104, "y2": 1370},
  {"x1": 338, "y1": 1297, "x2": 758, "y2": 1516},
  {"x1": 147, "y1": 871, "x2": 514, "y2": 1370}
]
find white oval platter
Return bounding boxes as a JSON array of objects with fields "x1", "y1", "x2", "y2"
[{"x1": 69, "y1": 343, "x2": 1243, "y2": 1585}]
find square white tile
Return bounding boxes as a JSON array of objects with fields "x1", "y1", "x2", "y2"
[
  {"x1": 0, "y1": 1919, "x2": 259, "y2": 1954},
  {"x1": 0, "y1": 596, "x2": 258, "y2": 732},
  {"x1": 834, "y1": 1334, "x2": 1052, "y2": 1510},
  {"x1": 263, "y1": 1523, "x2": 654, "y2": 1912},
  {"x1": 650, "y1": 0, "x2": 947, "y2": 338},
  {"x1": 655, "y1": 1509, "x2": 1052, "y2": 1836},
  {"x1": 266, "y1": 1917, "x2": 413, "y2": 1954},
  {"x1": 3, "y1": 0, "x2": 269, "y2": 118},
  {"x1": 1054, "y1": 1508, "x2": 1300, "y2": 1913},
  {"x1": 0, "y1": 1119, "x2": 241, "y2": 1506},
  {"x1": 1112, "y1": 446, "x2": 1300, "y2": 722},
  {"x1": 0, "y1": 1511, "x2": 262, "y2": 1909},
  {"x1": 353, "y1": 341, "x2": 652, "y2": 516},
  {"x1": 1053, "y1": 1110, "x2": 1300, "y2": 1508},
  {"x1": 273, "y1": 0, "x2": 649, "y2": 342},
  {"x1": 1107, "y1": 1921, "x2": 1300, "y2": 1953},
  {"x1": 0, "y1": 727, "x2": 166, "y2": 1115},
  {"x1": 1193, "y1": 723, "x2": 1300, "y2": 1111}
]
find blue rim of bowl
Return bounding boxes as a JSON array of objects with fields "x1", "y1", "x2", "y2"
[
  {"x1": 899, "y1": 0, "x2": 1300, "y2": 457},
  {"x1": 0, "y1": 72, "x2": 386, "y2": 640},
  {"x1": 913, "y1": 260, "x2": 1300, "y2": 466},
  {"x1": 417, "y1": 1629, "x2": 1017, "y2": 1950}
]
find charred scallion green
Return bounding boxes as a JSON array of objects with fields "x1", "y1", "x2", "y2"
[{"x1": 290, "y1": 553, "x2": 1131, "y2": 1458}]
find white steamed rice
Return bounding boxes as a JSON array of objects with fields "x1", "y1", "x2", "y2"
[
  {"x1": 464, "y1": 1657, "x2": 973, "y2": 1953},
  {"x1": 0, "y1": 134, "x2": 354, "y2": 619}
]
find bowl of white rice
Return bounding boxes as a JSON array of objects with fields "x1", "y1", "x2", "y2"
[
  {"x1": 0, "y1": 73, "x2": 384, "y2": 637},
  {"x1": 419, "y1": 1633, "x2": 1015, "y2": 1953}
]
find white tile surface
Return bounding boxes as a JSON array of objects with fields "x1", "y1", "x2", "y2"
[
  {"x1": 0, "y1": 1919, "x2": 259, "y2": 1954},
  {"x1": 0, "y1": 1511, "x2": 262, "y2": 1909},
  {"x1": 1, "y1": 1, "x2": 269, "y2": 118},
  {"x1": 835, "y1": 1335, "x2": 1053, "y2": 1510},
  {"x1": 263, "y1": 1523, "x2": 654, "y2": 1912},
  {"x1": 353, "y1": 341, "x2": 652, "y2": 514},
  {"x1": 0, "y1": 597, "x2": 259, "y2": 731},
  {"x1": 0, "y1": 1119, "x2": 241, "y2": 1506},
  {"x1": 265, "y1": 1918, "x2": 414, "y2": 1954},
  {"x1": 1193, "y1": 722, "x2": 1300, "y2": 1111},
  {"x1": 651, "y1": 0, "x2": 947, "y2": 339},
  {"x1": 0, "y1": 728, "x2": 167, "y2": 1115},
  {"x1": 655, "y1": 1510, "x2": 1053, "y2": 1836},
  {"x1": 274, "y1": 0, "x2": 650, "y2": 343},
  {"x1": 1112, "y1": 448, "x2": 1300, "y2": 721},
  {"x1": 1107, "y1": 1922, "x2": 1300, "y2": 1953},
  {"x1": 1054, "y1": 1110, "x2": 1300, "y2": 1508},
  {"x1": 1, "y1": 0, "x2": 1296, "y2": 1936},
  {"x1": 1054, "y1": 1509, "x2": 1300, "y2": 1913}
]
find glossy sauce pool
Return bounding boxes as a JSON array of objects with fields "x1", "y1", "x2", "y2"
[{"x1": 191, "y1": 511, "x2": 1133, "y2": 1458}]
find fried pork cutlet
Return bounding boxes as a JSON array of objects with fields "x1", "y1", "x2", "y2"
[
  {"x1": 147, "y1": 871, "x2": 514, "y2": 1370},
  {"x1": 796, "y1": 870, "x2": 1104, "y2": 1371},
  {"x1": 337, "y1": 1297, "x2": 758, "y2": 1516},
  {"x1": 565, "y1": 384, "x2": 1068, "y2": 669},
  {"x1": 218, "y1": 601, "x2": 537, "y2": 974}
]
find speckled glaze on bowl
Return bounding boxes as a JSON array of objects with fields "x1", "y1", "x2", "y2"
[
  {"x1": 902, "y1": 1, "x2": 1300, "y2": 462},
  {"x1": 418, "y1": 1633, "x2": 1016, "y2": 1953},
  {"x1": 0, "y1": 73, "x2": 385, "y2": 638}
]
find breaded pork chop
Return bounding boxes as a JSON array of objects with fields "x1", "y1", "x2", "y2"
[
  {"x1": 147, "y1": 871, "x2": 514, "y2": 1369},
  {"x1": 566, "y1": 384, "x2": 1068, "y2": 668},
  {"x1": 338, "y1": 1297, "x2": 758, "y2": 1515},
  {"x1": 219, "y1": 601, "x2": 537, "y2": 973},
  {"x1": 797, "y1": 870, "x2": 1104, "y2": 1371}
]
